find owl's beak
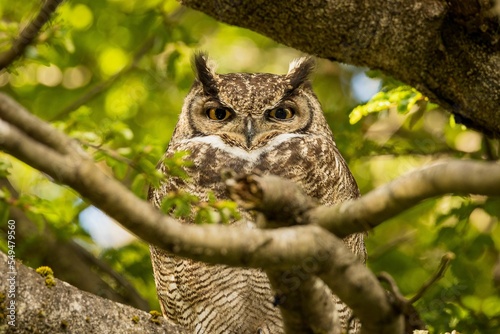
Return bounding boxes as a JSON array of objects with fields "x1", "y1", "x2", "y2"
[{"x1": 245, "y1": 117, "x2": 256, "y2": 148}]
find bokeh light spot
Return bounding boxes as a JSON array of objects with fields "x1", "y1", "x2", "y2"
[
  {"x1": 37, "y1": 64, "x2": 63, "y2": 87},
  {"x1": 62, "y1": 66, "x2": 92, "y2": 89},
  {"x1": 98, "y1": 47, "x2": 129, "y2": 77},
  {"x1": 69, "y1": 4, "x2": 93, "y2": 31},
  {"x1": 455, "y1": 131, "x2": 481, "y2": 153}
]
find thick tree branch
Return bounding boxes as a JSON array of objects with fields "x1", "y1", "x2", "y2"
[
  {"x1": 0, "y1": 0, "x2": 64, "y2": 70},
  {"x1": 0, "y1": 252, "x2": 186, "y2": 333},
  {"x1": 254, "y1": 208, "x2": 340, "y2": 334},
  {"x1": 313, "y1": 233, "x2": 403, "y2": 334},
  {"x1": 180, "y1": 0, "x2": 500, "y2": 136}
]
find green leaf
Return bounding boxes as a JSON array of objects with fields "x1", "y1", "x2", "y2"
[{"x1": 349, "y1": 85, "x2": 426, "y2": 124}]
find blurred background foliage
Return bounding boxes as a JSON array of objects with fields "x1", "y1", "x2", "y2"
[{"x1": 0, "y1": 0, "x2": 499, "y2": 332}]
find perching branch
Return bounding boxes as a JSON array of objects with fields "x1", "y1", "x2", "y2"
[{"x1": 0, "y1": 0, "x2": 64, "y2": 70}]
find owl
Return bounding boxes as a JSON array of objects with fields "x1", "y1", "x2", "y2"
[{"x1": 149, "y1": 53, "x2": 366, "y2": 334}]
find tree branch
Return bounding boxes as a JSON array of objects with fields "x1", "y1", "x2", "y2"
[
  {"x1": 377, "y1": 273, "x2": 426, "y2": 334},
  {"x1": 0, "y1": 252, "x2": 186, "y2": 333},
  {"x1": 409, "y1": 252, "x2": 455, "y2": 304},
  {"x1": 256, "y1": 206, "x2": 340, "y2": 334},
  {"x1": 313, "y1": 233, "x2": 403, "y2": 334},
  {"x1": 0, "y1": 0, "x2": 64, "y2": 70},
  {"x1": 225, "y1": 165, "x2": 500, "y2": 239},
  {"x1": 308, "y1": 160, "x2": 500, "y2": 237},
  {"x1": 266, "y1": 270, "x2": 340, "y2": 334}
]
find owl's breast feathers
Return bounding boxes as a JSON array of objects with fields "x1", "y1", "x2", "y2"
[
  {"x1": 159, "y1": 132, "x2": 358, "y2": 206},
  {"x1": 150, "y1": 132, "x2": 365, "y2": 333}
]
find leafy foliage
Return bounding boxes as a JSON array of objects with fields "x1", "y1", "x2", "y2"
[
  {"x1": 160, "y1": 190, "x2": 241, "y2": 225},
  {"x1": 349, "y1": 84, "x2": 427, "y2": 125},
  {"x1": 0, "y1": 0, "x2": 499, "y2": 331}
]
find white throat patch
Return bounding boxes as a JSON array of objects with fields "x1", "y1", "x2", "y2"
[{"x1": 180, "y1": 133, "x2": 305, "y2": 163}]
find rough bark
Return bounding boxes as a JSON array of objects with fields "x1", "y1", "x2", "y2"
[
  {"x1": 180, "y1": 0, "x2": 500, "y2": 136},
  {"x1": 0, "y1": 252, "x2": 186, "y2": 334}
]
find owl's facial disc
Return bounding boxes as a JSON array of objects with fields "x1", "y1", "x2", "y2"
[{"x1": 185, "y1": 54, "x2": 317, "y2": 151}]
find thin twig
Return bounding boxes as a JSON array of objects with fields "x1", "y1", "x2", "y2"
[
  {"x1": 377, "y1": 272, "x2": 404, "y2": 302},
  {"x1": 85, "y1": 143, "x2": 137, "y2": 167},
  {"x1": 409, "y1": 252, "x2": 455, "y2": 304},
  {"x1": 0, "y1": 0, "x2": 64, "y2": 70},
  {"x1": 377, "y1": 272, "x2": 427, "y2": 332}
]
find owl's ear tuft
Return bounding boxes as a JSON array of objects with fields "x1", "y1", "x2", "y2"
[
  {"x1": 193, "y1": 52, "x2": 219, "y2": 97},
  {"x1": 286, "y1": 57, "x2": 315, "y2": 91}
]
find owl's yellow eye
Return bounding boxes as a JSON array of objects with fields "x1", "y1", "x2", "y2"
[
  {"x1": 269, "y1": 107, "x2": 294, "y2": 120},
  {"x1": 206, "y1": 108, "x2": 231, "y2": 121}
]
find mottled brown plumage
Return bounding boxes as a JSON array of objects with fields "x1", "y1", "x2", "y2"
[{"x1": 149, "y1": 53, "x2": 365, "y2": 333}]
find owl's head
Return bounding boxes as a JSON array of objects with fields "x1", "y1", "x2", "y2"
[{"x1": 172, "y1": 53, "x2": 331, "y2": 150}]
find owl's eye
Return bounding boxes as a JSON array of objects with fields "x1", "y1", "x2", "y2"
[
  {"x1": 206, "y1": 108, "x2": 231, "y2": 121},
  {"x1": 269, "y1": 107, "x2": 295, "y2": 120}
]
